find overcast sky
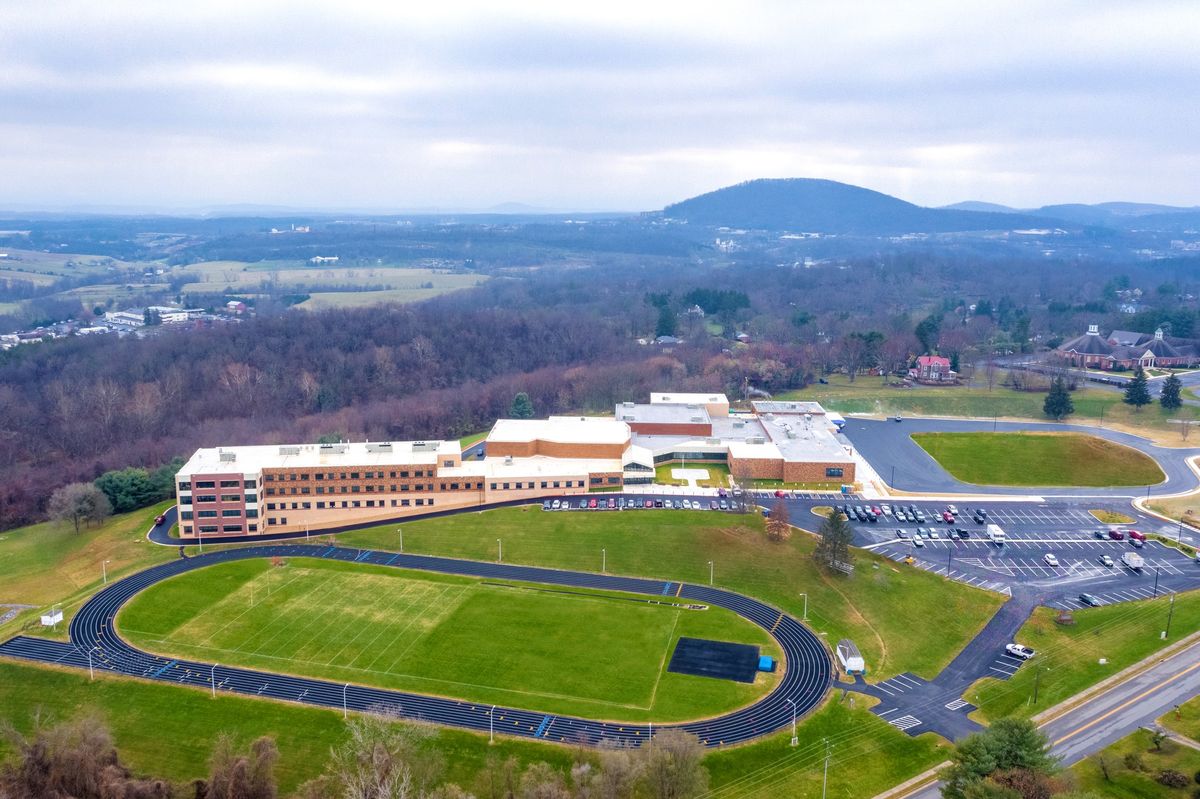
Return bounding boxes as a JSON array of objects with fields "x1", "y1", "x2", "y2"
[{"x1": 1, "y1": 1, "x2": 1196, "y2": 212}]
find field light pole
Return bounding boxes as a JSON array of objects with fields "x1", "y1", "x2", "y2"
[
  {"x1": 489, "y1": 704, "x2": 496, "y2": 744},
  {"x1": 786, "y1": 698, "x2": 798, "y2": 746},
  {"x1": 343, "y1": 683, "x2": 349, "y2": 719},
  {"x1": 1166, "y1": 592, "x2": 1177, "y2": 637},
  {"x1": 102, "y1": 560, "x2": 110, "y2": 585},
  {"x1": 708, "y1": 561, "x2": 713, "y2": 586},
  {"x1": 211, "y1": 663, "x2": 217, "y2": 698},
  {"x1": 799, "y1": 593, "x2": 808, "y2": 622},
  {"x1": 88, "y1": 649, "x2": 94, "y2": 681},
  {"x1": 1153, "y1": 567, "x2": 1161, "y2": 598},
  {"x1": 398, "y1": 527, "x2": 403, "y2": 553},
  {"x1": 497, "y1": 539, "x2": 502, "y2": 563},
  {"x1": 602, "y1": 548, "x2": 606, "y2": 574}
]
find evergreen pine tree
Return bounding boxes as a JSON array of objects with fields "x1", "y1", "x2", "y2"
[
  {"x1": 814, "y1": 508, "x2": 853, "y2": 570},
  {"x1": 1123, "y1": 366, "x2": 1152, "y2": 410},
  {"x1": 1042, "y1": 377, "x2": 1074, "y2": 420},
  {"x1": 1160, "y1": 372, "x2": 1183, "y2": 411},
  {"x1": 509, "y1": 392, "x2": 535, "y2": 419}
]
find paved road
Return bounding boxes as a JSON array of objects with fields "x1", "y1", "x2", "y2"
[
  {"x1": 842, "y1": 417, "x2": 1200, "y2": 497},
  {"x1": 900, "y1": 636, "x2": 1200, "y2": 797},
  {"x1": 0, "y1": 544, "x2": 831, "y2": 748}
]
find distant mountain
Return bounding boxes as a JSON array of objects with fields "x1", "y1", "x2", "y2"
[
  {"x1": 941, "y1": 201, "x2": 1020, "y2": 214},
  {"x1": 661, "y1": 179, "x2": 1056, "y2": 234}
]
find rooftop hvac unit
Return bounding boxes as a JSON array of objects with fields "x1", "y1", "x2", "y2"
[
  {"x1": 748, "y1": 436, "x2": 766, "y2": 445},
  {"x1": 786, "y1": 430, "x2": 797, "y2": 439},
  {"x1": 366, "y1": 443, "x2": 394, "y2": 453},
  {"x1": 504, "y1": 455, "x2": 514, "y2": 465},
  {"x1": 705, "y1": 438, "x2": 721, "y2": 445},
  {"x1": 733, "y1": 419, "x2": 745, "y2": 428},
  {"x1": 219, "y1": 451, "x2": 236, "y2": 463},
  {"x1": 622, "y1": 401, "x2": 635, "y2": 408},
  {"x1": 412, "y1": 441, "x2": 437, "y2": 452},
  {"x1": 278, "y1": 446, "x2": 301, "y2": 456},
  {"x1": 319, "y1": 443, "x2": 347, "y2": 454},
  {"x1": 686, "y1": 403, "x2": 698, "y2": 409},
  {"x1": 621, "y1": 415, "x2": 634, "y2": 422},
  {"x1": 690, "y1": 416, "x2": 705, "y2": 423}
]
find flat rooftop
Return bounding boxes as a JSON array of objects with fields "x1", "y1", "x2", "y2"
[
  {"x1": 448, "y1": 455, "x2": 624, "y2": 479},
  {"x1": 751, "y1": 400, "x2": 827, "y2": 416},
  {"x1": 614, "y1": 402, "x2": 711, "y2": 425},
  {"x1": 758, "y1": 415, "x2": 852, "y2": 463},
  {"x1": 179, "y1": 440, "x2": 461, "y2": 476},
  {"x1": 650, "y1": 392, "x2": 728, "y2": 406},
  {"x1": 488, "y1": 417, "x2": 630, "y2": 445}
]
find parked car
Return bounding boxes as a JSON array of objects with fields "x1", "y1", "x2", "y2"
[
  {"x1": 913, "y1": 536, "x2": 925, "y2": 547},
  {"x1": 1092, "y1": 530, "x2": 1106, "y2": 539},
  {"x1": 775, "y1": 489, "x2": 786, "y2": 498},
  {"x1": 154, "y1": 514, "x2": 166, "y2": 526},
  {"x1": 949, "y1": 530, "x2": 960, "y2": 540},
  {"x1": 1098, "y1": 554, "x2": 1114, "y2": 567},
  {"x1": 1078, "y1": 593, "x2": 1102, "y2": 607},
  {"x1": 880, "y1": 504, "x2": 892, "y2": 515},
  {"x1": 929, "y1": 529, "x2": 940, "y2": 539},
  {"x1": 644, "y1": 499, "x2": 654, "y2": 508},
  {"x1": 588, "y1": 498, "x2": 598, "y2": 509},
  {"x1": 893, "y1": 414, "x2": 903, "y2": 422},
  {"x1": 973, "y1": 513, "x2": 986, "y2": 524},
  {"x1": 552, "y1": 499, "x2": 561, "y2": 509},
  {"x1": 719, "y1": 500, "x2": 729, "y2": 510},
  {"x1": 1005, "y1": 643, "x2": 1036, "y2": 660},
  {"x1": 1043, "y1": 553, "x2": 1060, "y2": 567},
  {"x1": 542, "y1": 500, "x2": 552, "y2": 510},
  {"x1": 947, "y1": 505, "x2": 959, "y2": 516},
  {"x1": 607, "y1": 498, "x2": 616, "y2": 509},
  {"x1": 977, "y1": 509, "x2": 988, "y2": 519},
  {"x1": 717, "y1": 488, "x2": 728, "y2": 497},
  {"x1": 1108, "y1": 530, "x2": 1125, "y2": 540},
  {"x1": 1128, "y1": 529, "x2": 1147, "y2": 542},
  {"x1": 710, "y1": 500, "x2": 719, "y2": 510},
  {"x1": 942, "y1": 511, "x2": 954, "y2": 523},
  {"x1": 654, "y1": 499, "x2": 663, "y2": 508},
  {"x1": 956, "y1": 528, "x2": 971, "y2": 539},
  {"x1": 896, "y1": 529, "x2": 909, "y2": 539},
  {"x1": 1130, "y1": 538, "x2": 1144, "y2": 548},
  {"x1": 579, "y1": 499, "x2": 588, "y2": 509}
]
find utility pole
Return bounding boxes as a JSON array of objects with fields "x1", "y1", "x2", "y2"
[
  {"x1": 822, "y1": 739, "x2": 831, "y2": 799},
  {"x1": 1166, "y1": 592, "x2": 1176, "y2": 637},
  {"x1": 1153, "y1": 566, "x2": 1161, "y2": 598}
]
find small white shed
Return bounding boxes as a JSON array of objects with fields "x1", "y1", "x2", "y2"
[{"x1": 836, "y1": 639, "x2": 866, "y2": 675}]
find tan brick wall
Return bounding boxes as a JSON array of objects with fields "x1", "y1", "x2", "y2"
[
  {"x1": 782, "y1": 461, "x2": 855, "y2": 483},
  {"x1": 729, "y1": 456, "x2": 784, "y2": 481},
  {"x1": 486, "y1": 439, "x2": 628, "y2": 460},
  {"x1": 626, "y1": 422, "x2": 712, "y2": 437}
]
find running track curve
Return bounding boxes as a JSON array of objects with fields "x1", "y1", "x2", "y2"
[{"x1": 0, "y1": 544, "x2": 831, "y2": 747}]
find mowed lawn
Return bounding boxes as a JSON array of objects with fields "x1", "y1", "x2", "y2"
[
  {"x1": 912, "y1": 432, "x2": 1165, "y2": 487},
  {"x1": 967, "y1": 590, "x2": 1200, "y2": 722},
  {"x1": 1069, "y1": 728, "x2": 1200, "y2": 798},
  {"x1": 335, "y1": 507, "x2": 1004, "y2": 681},
  {"x1": 117, "y1": 557, "x2": 779, "y2": 723},
  {"x1": 1161, "y1": 694, "x2": 1200, "y2": 742}
]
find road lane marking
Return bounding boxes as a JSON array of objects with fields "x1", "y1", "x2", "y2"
[{"x1": 1052, "y1": 658, "x2": 1200, "y2": 747}]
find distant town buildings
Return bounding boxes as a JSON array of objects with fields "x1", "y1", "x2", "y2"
[{"x1": 309, "y1": 255, "x2": 339, "y2": 264}]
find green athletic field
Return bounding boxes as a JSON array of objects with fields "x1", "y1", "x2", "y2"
[
  {"x1": 911, "y1": 431, "x2": 1165, "y2": 487},
  {"x1": 117, "y1": 557, "x2": 780, "y2": 722}
]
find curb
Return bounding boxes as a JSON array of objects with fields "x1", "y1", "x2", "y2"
[{"x1": 869, "y1": 761, "x2": 952, "y2": 799}]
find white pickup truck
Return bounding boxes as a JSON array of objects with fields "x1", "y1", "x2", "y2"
[{"x1": 1122, "y1": 551, "x2": 1145, "y2": 571}]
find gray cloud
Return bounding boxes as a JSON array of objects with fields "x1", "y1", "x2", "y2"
[{"x1": 0, "y1": 0, "x2": 1196, "y2": 211}]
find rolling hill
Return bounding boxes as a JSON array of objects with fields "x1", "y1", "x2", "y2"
[{"x1": 661, "y1": 179, "x2": 1055, "y2": 234}]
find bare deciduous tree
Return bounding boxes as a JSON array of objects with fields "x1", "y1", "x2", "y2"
[{"x1": 47, "y1": 482, "x2": 111, "y2": 534}]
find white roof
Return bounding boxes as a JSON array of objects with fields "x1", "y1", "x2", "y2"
[
  {"x1": 179, "y1": 440, "x2": 460, "y2": 477},
  {"x1": 488, "y1": 417, "x2": 630, "y2": 446},
  {"x1": 650, "y1": 392, "x2": 728, "y2": 406},
  {"x1": 447, "y1": 455, "x2": 622, "y2": 479}
]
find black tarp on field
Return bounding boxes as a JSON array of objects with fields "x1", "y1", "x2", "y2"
[{"x1": 667, "y1": 637, "x2": 760, "y2": 683}]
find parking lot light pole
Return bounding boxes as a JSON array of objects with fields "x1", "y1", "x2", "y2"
[
  {"x1": 1166, "y1": 592, "x2": 1176, "y2": 637},
  {"x1": 786, "y1": 698, "x2": 798, "y2": 746},
  {"x1": 1153, "y1": 567, "x2": 1160, "y2": 598}
]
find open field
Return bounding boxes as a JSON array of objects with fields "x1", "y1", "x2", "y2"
[
  {"x1": 1069, "y1": 727, "x2": 1200, "y2": 798},
  {"x1": 0, "y1": 501, "x2": 179, "y2": 642},
  {"x1": 654, "y1": 462, "x2": 731, "y2": 487},
  {"x1": 1146, "y1": 494, "x2": 1200, "y2": 529},
  {"x1": 967, "y1": 590, "x2": 1200, "y2": 722},
  {"x1": 912, "y1": 431, "x2": 1165, "y2": 487},
  {"x1": 775, "y1": 376, "x2": 1200, "y2": 446},
  {"x1": 174, "y1": 260, "x2": 486, "y2": 309},
  {"x1": 1161, "y1": 695, "x2": 1200, "y2": 742},
  {"x1": 0, "y1": 248, "x2": 132, "y2": 276},
  {"x1": 118, "y1": 557, "x2": 778, "y2": 722},
  {"x1": 336, "y1": 507, "x2": 1004, "y2": 681},
  {"x1": 0, "y1": 660, "x2": 571, "y2": 795}
]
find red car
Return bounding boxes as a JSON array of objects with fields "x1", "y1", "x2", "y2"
[
  {"x1": 1127, "y1": 529, "x2": 1146, "y2": 542},
  {"x1": 588, "y1": 498, "x2": 598, "y2": 509},
  {"x1": 1108, "y1": 529, "x2": 1125, "y2": 541},
  {"x1": 774, "y1": 489, "x2": 786, "y2": 498},
  {"x1": 942, "y1": 511, "x2": 955, "y2": 523},
  {"x1": 644, "y1": 499, "x2": 654, "y2": 508},
  {"x1": 154, "y1": 514, "x2": 166, "y2": 526}
]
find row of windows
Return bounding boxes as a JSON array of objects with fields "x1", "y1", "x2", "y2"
[
  {"x1": 590, "y1": 477, "x2": 623, "y2": 485},
  {"x1": 179, "y1": 479, "x2": 256, "y2": 491},
  {"x1": 185, "y1": 524, "x2": 259, "y2": 534},
  {"x1": 184, "y1": 494, "x2": 257, "y2": 505},
  {"x1": 825, "y1": 467, "x2": 845, "y2": 478},
  {"x1": 265, "y1": 469, "x2": 432, "y2": 482},
  {"x1": 185, "y1": 509, "x2": 258, "y2": 520},
  {"x1": 489, "y1": 479, "x2": 586, "y2": 490},
  {"x1": 263, "y1": 482, "x2": 483, "y2": 496},
  {"x1": 266, "y1": 498, "x2": 435, "y2": 511}
]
